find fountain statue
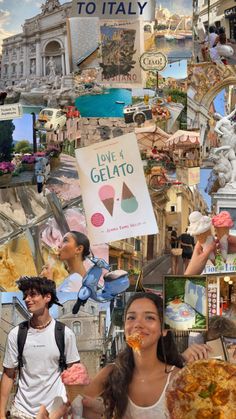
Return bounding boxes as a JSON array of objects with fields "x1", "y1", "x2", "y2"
[{"x1": 208, "y1": 107, "x2": 236, "y2": 191}]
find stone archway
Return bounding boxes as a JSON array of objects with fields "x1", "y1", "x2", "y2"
[
  {"x1": 44, "y1": 40, "x2": 64, "y2": 76},
  {"x1": 188, "y1": 64, "x2": 236, "y2": 145}
]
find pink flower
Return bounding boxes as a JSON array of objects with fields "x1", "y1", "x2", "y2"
[
  {"x1": 21, "y1": 155, "x2": 36, "y2": 164},
  {"x1": 0, "y1": 161, "x2": 15, "y2": 175}
]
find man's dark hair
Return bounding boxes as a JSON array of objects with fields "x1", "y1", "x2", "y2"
[
  {"x1": 209, "y1": 25, "x2": 216, "y2": 33},
  {"x1": 16, "y1": 276, "x2": 63, "y2": 308}
]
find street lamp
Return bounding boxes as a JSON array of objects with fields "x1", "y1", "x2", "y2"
[{"x1": 31, "y1": 112, "x2": 37, "y2": 153}]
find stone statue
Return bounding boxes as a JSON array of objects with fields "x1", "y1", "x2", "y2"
[
  {"x1": 31, "y1": 60, "x2": 36, "y2": 75},
  {"x1": 208, "y1": 149, "x2": 232, "y2": 187},
  {"x1": 214, "y1": 108, "x2": 236, "y2": 149},
  {"x1": 53, "y1": 75, "x2": 61, "y2": 90},
  {"x1": 47, "y1": 56, "x2": 56, "y2": 81},
  {"x1": 207, "y1": 108, "x2": 236, "y2": 191},
  {"x1": 41, "y1": 0, "x2": 60, "y2": 14}
]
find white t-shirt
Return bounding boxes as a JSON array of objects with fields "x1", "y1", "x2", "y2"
[
  {"x1": 3, "y1": 319, "x2": 80, "y2": 416},
  {"x1": 122, "y1": 367, "x2": 175, "y2": 419},
  {"x1": 57, "y1": 273, "x2": 83, "y2": 292},
  {"x1": 205, "y1": 32, "x2": 218, "y2": 48}
]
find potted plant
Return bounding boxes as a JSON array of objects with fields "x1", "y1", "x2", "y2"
[
  {"x1": 21, "y1": 154, "x2": 36, "y2": 171},
  {"x1": 128, "y1": 268, "x2": 141, "y2": 285},
  {"x1": 46, "y1": 146, "x2": 61, "y2": 169},
  {"x1": 0, "y1": 161, "x2": 15, "y2": 185}
]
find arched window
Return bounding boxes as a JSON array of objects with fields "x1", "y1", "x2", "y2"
[{"x1": 73, "y1": 321, "x2": 81, "y2": 335}]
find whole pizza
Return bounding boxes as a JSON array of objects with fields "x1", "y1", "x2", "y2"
[{"x1": 166, "y1": 359, "x2": 236, "y2": 419}]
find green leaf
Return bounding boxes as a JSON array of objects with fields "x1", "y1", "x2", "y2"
[{"x1": 199, "y1": 390, "x2": 210, "y2": 398}]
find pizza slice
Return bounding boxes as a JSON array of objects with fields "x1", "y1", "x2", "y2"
[{"x1": 126, "y1": 333, "x2": 143, "y2": 354}]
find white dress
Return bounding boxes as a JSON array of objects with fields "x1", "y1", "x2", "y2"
[{"x1": 57, "y1": 272, "x2": 83, "y2": 292}]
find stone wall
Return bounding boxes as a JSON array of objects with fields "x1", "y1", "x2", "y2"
[{"x1": 79, "y1": 117, "x2": 136, "y2": 147}]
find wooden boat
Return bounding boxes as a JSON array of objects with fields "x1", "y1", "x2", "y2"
[{"x1": 116, "y1": 101, "x2": 125, "y2": 104}]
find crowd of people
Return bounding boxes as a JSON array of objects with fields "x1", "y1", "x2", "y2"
[
  {"x1": 200, "y1": 25, "x2": 233, "y2": 65},
  {"x1": 170, "y1": 228, "x2": 195, "y2": 275},
  {"x1": 0, "y1": 231, "x2": 235, "y2": 418}
]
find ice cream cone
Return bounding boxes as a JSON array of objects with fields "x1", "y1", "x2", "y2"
[
  {"x1": 196, "y1": 229, "x2": 212, "y2": 244},
  {"x1": 102, "y1": 197, "x2": 114, "y2": 216},
  {"x1": 66, "y1": 384, "x2": 87, "y2": 403},
  {"x1": 215, "y1": 227, "x2": 229, "y2": 240}
]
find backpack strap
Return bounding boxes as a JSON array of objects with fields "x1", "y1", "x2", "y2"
[
  {"x1": 55, "y1": 320, "x2": 67, "y2": 372},
  {"x1": 17, "y1": 321, "x2": 29, "y2": 376}
]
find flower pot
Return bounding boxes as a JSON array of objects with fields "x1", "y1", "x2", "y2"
[
  {"x1": 129, "y1": 274, "x2": 139, "y2": 286},
  {"x1": 50, "y1": 156, "x2": 60, "y2": 170},
  {"x1": 0, "y1": 173, "x2": 12, "y2": 186},
  {"x1": 21, "y1": 163, "x2": 35, "y2": 171}
]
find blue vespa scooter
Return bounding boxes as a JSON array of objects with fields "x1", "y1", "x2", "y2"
[{"x1": 72, "y1": 257, "x2": 130, "y2": 314}]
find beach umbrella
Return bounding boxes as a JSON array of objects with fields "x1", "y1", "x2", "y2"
[{"x1": 135, "y1": 124, "x2": 170, "y2": 150}]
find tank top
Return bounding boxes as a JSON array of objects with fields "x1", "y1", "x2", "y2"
[{"x1": 122, "y1": 366, "x2": 175, "y2": 419}]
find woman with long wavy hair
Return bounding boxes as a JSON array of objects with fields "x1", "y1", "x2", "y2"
[{"x1": 83, "y1": 292, "x2": 183, "y2": 418}]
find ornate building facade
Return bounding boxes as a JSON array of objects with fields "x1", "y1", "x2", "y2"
[{"x1": 1, "y1": 0, "x2": 72, "y2": 85}]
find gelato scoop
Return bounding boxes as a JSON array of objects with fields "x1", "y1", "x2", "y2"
[
  {"x1": 61, "y1": 363, "x2": 90, "y2": 386},
  {"x1": 61, "y1": 363, "x2": 90, "y2": 403},
  {"x1": 212, "y1": 211, "x2": 233, "y2": 261},
  {"x1": 211, "y1": 211, "x2": 234, "y2": 229},
  {"x1": 188, "y1": 211, "x2": 215, "y2": 263},
  {"x1": 187, "y1": 211, "x2": 212, "y2": 236}
]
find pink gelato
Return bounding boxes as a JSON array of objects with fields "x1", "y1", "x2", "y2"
[
  {"x1": 212, "y1": 211, "x2": 234, "y2": 228},
  {"x1": 98, "y1": 185, "x2": 115, "y2": 200},
  {"x1": 61, "y1": 363, "x2": 90, "y2": 385}
]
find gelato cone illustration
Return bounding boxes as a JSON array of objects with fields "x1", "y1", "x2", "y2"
[
  {"x1": 212, "y1": 211, "x2": 233, "y2": 261},
  {"x1": 98, "y1": 185, "x2": 115, "y2": 216},
  {"x1": 61, "y1": 363, "x2": 90, "y2": 404},
  {"x1": 121, "y1": 182, "x2": 138, "y2": 213},
  {"x1": 187, "y1": 211, "x2": 215, "y2": 263}
]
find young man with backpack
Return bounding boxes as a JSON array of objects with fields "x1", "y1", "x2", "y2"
[{"x1": 0, "y1": 276, "x2": 80, "y2": 419}]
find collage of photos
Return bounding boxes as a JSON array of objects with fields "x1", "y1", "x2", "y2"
[{"x1": 0, "y1": 1, "x2": 236, "y2": 419}]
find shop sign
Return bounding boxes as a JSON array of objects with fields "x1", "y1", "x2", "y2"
[
  {"x1": 139, "y1": 51, "x2": 168, "y2": 71},
  {"x1": 203, "y1": 262, "x2": 236, "y2": 275},
  {"x1": 176, "y1": 166, "x2": 200, "y2": 186},
  {"x1": 0, "y1": 103, "x2": 23, "y2": 120},
  {"x1": 225, "y1": 7, "x2": 236, "y2": 18}
]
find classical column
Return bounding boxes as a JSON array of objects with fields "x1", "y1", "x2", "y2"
[
  {"x1": 61, "y1": 51, "x2": 65, "y2": 75},
  {"x1": 42, "y1": 55, "x2": 46, "y2": 76},
  {"x1": 16, "y1": 46, "x2": 20, "y2": 79},
  {"x1": 36, "y1": 39, "x2": 41, "y2": 77},
  {"x1": 64, "y1": 33, "x2": 70, "y2": 75},
  {"x1": 23, "y1": 43, "x2": 27, "y2": 77}
]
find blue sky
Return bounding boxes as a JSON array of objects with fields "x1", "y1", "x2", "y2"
[
  {"x1": 213, "y1": 89, "x2": 225, "y2": 116},
  {"x1": 160, "y1": 59, "x2": 187, "y2": 79},
  {"x1": 13, "y1": 113, "x2": 34, "y2": 142}
]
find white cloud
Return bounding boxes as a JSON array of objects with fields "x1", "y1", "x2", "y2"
[{"x1": 0, "y1": 10, "x2": 15, "y2": 53}]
